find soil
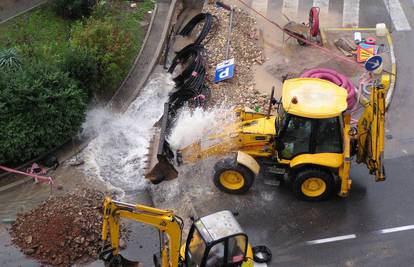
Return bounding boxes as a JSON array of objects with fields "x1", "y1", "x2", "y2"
[
  {"x1": 9, "y1": 188, "x2": 106, "y2": 267},
  {"x1": 202, "y1": 4, "x2": 269, "y2": 111}
]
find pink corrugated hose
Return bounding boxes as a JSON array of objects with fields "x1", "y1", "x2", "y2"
[{"x1": 301, "y1": 68, "x2": 357, "y2": 109}]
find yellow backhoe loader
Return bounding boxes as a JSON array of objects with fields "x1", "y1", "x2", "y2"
[
  {"x1": 146, "y1": 76, "x2": 386, "y2": 201},
  {"x1": 100, "y1": 197, "x2": 270, "y2": 267}
]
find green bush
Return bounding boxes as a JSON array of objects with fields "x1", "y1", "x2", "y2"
[
  {"x1": 70, "y1": 17, "x2": 134, "y2": 93},
  {"x1": 0, "y1": 62, "x2": 87, "y2": 164},
  {"x1": 61, "y1": 46, "x2": 99, "y2": 95},
  {"x1": 53, "y1": 0, "x2": 96, "y2": 19}
]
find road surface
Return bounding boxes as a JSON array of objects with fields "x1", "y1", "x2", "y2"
[{"x1": 210, "y1": 0, "x2": 414, "y2": 266}]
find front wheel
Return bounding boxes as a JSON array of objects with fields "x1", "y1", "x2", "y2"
[
  {"x1": 292, "y1": 168, "x2": 334, "y2": 201},
  {"x1": 213, "y1": 158, "x2": 255, "y2": 194}
]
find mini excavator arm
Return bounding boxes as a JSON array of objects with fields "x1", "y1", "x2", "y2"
[
  {"x1": 356, "y1": 81, "x2": 386, "y2": 181},
  {"x1": 100, "y1": 197, "x2": 183, "y2": 267}
]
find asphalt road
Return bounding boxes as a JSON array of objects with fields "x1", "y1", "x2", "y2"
[{"x1": 216, "y1": 1, "x2": 414, "y2": 266}]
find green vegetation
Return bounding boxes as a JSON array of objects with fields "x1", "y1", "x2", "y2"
[
  {"x1": 0, "y1": 48, "x2": 22, "y2": 72},
  {"x1": 0, "y1": 0, "x2": 155, "y2": 163},
  {"x1": 0, "y1": 63, "x2": 87, "y2": 163},
  {"x1": 53, "y1": 0, "x2": 96, "y2": 19}
]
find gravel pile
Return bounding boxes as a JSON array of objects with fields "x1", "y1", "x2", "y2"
[
  {"x1": 10, "y1": 189, "x2": 105, "y2": 266},
  {"x1": 203, "y1": 4, "x2": 268, "y2": 109}
]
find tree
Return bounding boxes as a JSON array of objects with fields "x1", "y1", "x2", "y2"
[{"x1": 0, "y1": 61, "x2": 87, "y2": 163}]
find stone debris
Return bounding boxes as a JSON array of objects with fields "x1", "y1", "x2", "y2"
[
  {"x1": 9, "y1": 188, "x2": 106, "y2": 267},
  {"x1": 202, "y1": 4, "x2": 268, "y2": 110}
]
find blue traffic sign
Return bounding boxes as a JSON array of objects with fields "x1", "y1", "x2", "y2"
[
  {"x1": 365, "y1": 55, "x2": 383, "y2": 72},
  {"x1": 214, "y1": 58, "x2": 235, "y2": 82}
]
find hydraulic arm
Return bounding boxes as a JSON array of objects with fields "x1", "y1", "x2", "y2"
[
  {"x1": 356, "y1": 81, "x2": 386, "y2": 181},
  {"x1": 101, "y1": 197, "x2": 183, "y2": 267}
]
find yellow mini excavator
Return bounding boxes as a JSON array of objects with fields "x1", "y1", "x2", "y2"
[
  {"x1": 146, "y1": 76, "x2": 386, "y2": 201},
  {"x1": 100, "y1": 197, "x2": 270, "y2": 267}
]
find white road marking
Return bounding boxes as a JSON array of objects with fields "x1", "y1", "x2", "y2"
[
  {"x1": 251, "y1": 0, "x2": 268, "y2": 16},
  {"x1": 378, "y1": 225, "x2": 414, "y2": 234},
  {"x1": 383, "y1": 0, "x2": 411, "y2": 31},
  {"x1": 306, "y1": 234, "x2": 356, "y2": 245},
  {"x1": 342, "y1": 0, "x2": 360, "y2": 28},
  {"x1": 402, "y1": 149, "x2": 408, "y2": 154},
  {"x1": 313, "y1": 0, "x2": 329, "y2": 16},
  {"x1": 282, "y1": 0, "x2": 299, "y2": 21}
]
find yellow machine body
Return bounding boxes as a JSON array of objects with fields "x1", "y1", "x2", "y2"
[
  {"x1": 101, "y1": 197, "x2": 256, "y2": 267},
  {"x1": 174, "y1": 77, "x2": 386, "y2": 200}
]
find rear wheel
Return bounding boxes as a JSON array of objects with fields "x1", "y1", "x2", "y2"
[
  {"x1": 213, "y1": 158, "x2": 255, "y2": 194},
  {"x1": 292, "y1": 168, "x2": 334, "y2": 201}
]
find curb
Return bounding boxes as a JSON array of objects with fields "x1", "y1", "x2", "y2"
[
  {"x1": 385, "y1": 30, "x2": 396, "y2": 110},
  {"x1": 120, "y1": 0, "x2": 177, "y2": 113},
  {"x1": 108, "y1": 2, "x2": 159, "y2": 110},
  {"x1": 109, "y1": 0, "x2": 179, "y2": 113},
  {"x1": 0, "y1": 1, "x2": 46, "y2": 25}
]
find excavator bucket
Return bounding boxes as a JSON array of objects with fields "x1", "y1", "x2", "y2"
[
  {"x1": 145, "y1": 103, "x2": 178, "y2": 184},
  {"x1": 100, "y1": 244, "x2": 143, "y2": 267},
  {"x1": 356, "y1": 82, "x2": 386, "y2": 181}
]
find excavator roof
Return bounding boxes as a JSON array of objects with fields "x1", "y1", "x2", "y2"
[
  {"x1": 282, "y1": 78, "x2": 348, "y2": 119},
  {"x1": 195, "y1": 210, "x2": 244, "y2": 243}
]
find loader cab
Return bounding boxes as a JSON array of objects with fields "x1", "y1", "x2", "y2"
[
  {"x1": 275, "y1": 78, "x2": 348, "y2": 160},
  {"x1": 184, "y1": 210, "x2": 248, "y2": 267}
]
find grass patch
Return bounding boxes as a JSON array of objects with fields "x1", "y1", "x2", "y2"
[
  {"x1": 0, "y1": 0, "x2": 155, "y2": 94},
  {"x1": 0, "y1": 6, "x2": 71, "y2": 63}
]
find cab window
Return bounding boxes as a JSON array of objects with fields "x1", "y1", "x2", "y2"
[
  {"x1": 279, "y1": 115, "x2": 312, "y2": 159},
  {"x1": 187, "y1": 228, "x2": 206, "y2": 267},
  {"x1": 314, "y1": 117, "x2": 342, "y2": 153},
  {"x1": 206, "y1": 241, "x2": 225, "y2": 267},
  {"x1": 227, "y1": 235, "x2": 247, "y2": 264}
]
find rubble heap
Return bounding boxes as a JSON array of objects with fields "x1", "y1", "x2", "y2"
[
  {"x1": 203, "y1": 4, "x2": 267, "y2": 109},
  {"x1": 10, "y1": 189, "x2": 105, "y2": 266}
]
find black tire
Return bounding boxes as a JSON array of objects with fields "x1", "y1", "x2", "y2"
[
  {"x1": 292, "y1": 167, "x2": 334, "y2": 201},
  {"x1": 213, "y1": 158, "x2": 255, "y2": 194}
]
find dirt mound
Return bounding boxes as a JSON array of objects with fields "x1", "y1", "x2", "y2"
[{"x1": 9, "y1": 188, "x2": 105, "y2": 266}]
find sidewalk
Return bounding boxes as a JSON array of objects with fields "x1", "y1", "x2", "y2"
[{"x1": 0, "y1": 0, "x2": 45, "y2": 24}]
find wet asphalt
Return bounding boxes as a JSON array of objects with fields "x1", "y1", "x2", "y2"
[{"x1": 236, "y1": 1, "x2": 414, "y2": 266}]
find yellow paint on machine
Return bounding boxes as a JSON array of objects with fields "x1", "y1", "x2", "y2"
[
  {"x1": 237, "y1": 151, "x2": 260, "y2": 175},
  {"x1": 282, "y1": 78, "x2": 348, "y2": 119},
  {"x1": 290, "y1": 153, "x2": 344, "y2": 169}
]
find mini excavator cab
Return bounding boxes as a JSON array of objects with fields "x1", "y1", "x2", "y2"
[{"x1": 184, "y1": 211, "x2": 248, "y2": 267}]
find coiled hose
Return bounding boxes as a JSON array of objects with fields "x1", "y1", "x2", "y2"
[
  {"x1": 300, "y1": 68, "x2": 357, "y2": 109},
  {"x1": 166, "y1": 13, "x2": 215, "y2": 112},
  {"x1": 167, "y1": 44, "x2": 207, "y2": 111},
  {"x1": 179, "y1": 13, "x2": 213, "y2": 45}
]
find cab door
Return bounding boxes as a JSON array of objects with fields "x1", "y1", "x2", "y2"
[{"x1": 276, "y1": 115, "x2": 313, "y2": 159}]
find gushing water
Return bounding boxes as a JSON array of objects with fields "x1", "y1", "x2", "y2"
[
  {"x1": 168, "y1": 105, "x2": 236, "y2": 150},
  {"x1": 80, "y1": 72, "x2": 174, "y2": 195}
]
